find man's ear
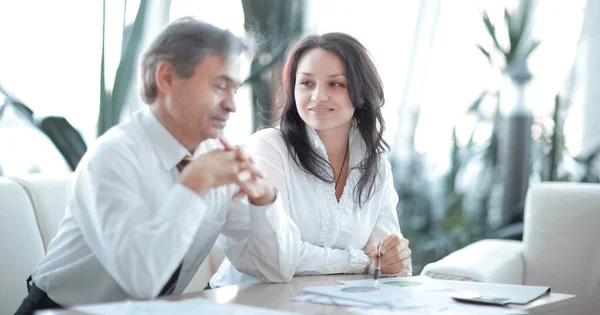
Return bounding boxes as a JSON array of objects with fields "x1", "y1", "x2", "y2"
[{"x1": 156, "y1": 61, "x2": 176, "y2": 94}]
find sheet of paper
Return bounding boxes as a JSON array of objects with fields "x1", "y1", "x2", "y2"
[
  {"x1": 341, "y1": 275, "x2": 549, "y2": 304},
  {"x1": 434, "y1": 279, "x2": 550, "y2": 304},
  {"x1": 304, "y1": 280, "x2": 526, "y2": 315},
  {"x1": 338, "y1": 275, "x2": 435, "y2": 286},
  {"x1": 71, "y1": 297, "x2": 296, "y2": 315},
  {"x1": 342, "y1": 304, "x2": 527, "y2": 315},
  {"x1": 305, "y1": 282, "x2": 456, "y2": 312},
  {"x1": 339, "y1": 276, "x2": 461, "y2": 297},
  {"x1": 292, "y1": 294, "x2": 374, "y2": 307}
]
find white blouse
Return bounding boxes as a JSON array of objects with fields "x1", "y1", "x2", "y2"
[{"x1": 210, "y1": 126, "x2": 400, "y2": 287}]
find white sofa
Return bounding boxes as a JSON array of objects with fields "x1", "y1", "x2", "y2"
[
  {"x1": 0, "y1": 177, "x2": 46, "y2": 315},
  {"x1": 422, "y1": 182, "x2": 600, "y2": 315},
  {"x1": 0, "y1": 174, "x2": 224, "y2": 314}
]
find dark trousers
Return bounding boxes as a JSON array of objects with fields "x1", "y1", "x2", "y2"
[{"x1": 14, "y1": 276, "x2": 62, "y2": 315}]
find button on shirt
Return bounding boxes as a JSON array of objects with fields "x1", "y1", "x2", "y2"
[
  {"x1": 31, "y1": 108, "x2": 299, "y2": 306},
  {"x1": 210, "y1": 126, "x2": 400, "y2": 287}
]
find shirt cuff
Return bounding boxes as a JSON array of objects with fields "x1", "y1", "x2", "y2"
[
  {"x1": 348, "y1": 246, "x2": 371, "y2": 272},
  {"x1": 366, "y1": 259, "x2": 413, "y2": 277}
]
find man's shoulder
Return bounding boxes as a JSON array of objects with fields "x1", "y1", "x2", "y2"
[
  {"x1": 96, "y1": 123, "x2": 145, "y2": 154},
  {"x1": 82, "y1": 121, "x2": 150, "y2": 170}
]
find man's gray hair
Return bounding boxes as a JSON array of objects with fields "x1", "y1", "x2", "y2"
[{"x1": 140, "y1": 17, "x2": 251, "y2": 104}]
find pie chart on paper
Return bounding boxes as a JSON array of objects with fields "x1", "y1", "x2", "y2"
[{"x1": 383, "y1": 280, "x2": 422, "y2": 287}]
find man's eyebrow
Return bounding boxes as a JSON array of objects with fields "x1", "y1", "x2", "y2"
[{"x1": 214, "y1": 75, "x2": 241, "y2": 87}]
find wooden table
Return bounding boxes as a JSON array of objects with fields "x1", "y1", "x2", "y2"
[{"x1": 39, "y1": 274, "x2": 576, "y2": 315}]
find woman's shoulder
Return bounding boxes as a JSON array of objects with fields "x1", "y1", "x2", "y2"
[
  {"x1": 252, "y1": 127, "x2": 284, "y2": 139},
  {"x1": 379, "y1": 154, "x2": 392, "y2": 171},
  {"x1": 374, "y1": 154, "x2": 394, "y2": 184},
  {"x1": 247, "y1": 127, "x2": 287, "y2": 152}
]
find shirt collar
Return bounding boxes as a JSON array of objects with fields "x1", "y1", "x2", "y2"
[
  {"x1": 306, "y1": 124, "x2": 366, "y2": 168},
  {"x1": 140, "y1": 108, "x2": 191, "y2": 171}
]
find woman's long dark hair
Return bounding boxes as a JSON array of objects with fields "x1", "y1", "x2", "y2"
[{"x1": 278, "y1": 33, "x2": 389, "y2": 207}]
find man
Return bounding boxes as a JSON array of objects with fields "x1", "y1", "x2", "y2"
[{"x1": 16, "y1": 17, "x2": 298, "y2": 314}]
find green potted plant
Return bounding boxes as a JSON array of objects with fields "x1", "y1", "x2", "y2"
[{"x1": 476, "y1": 0, "x2": 540, "y2": 230}]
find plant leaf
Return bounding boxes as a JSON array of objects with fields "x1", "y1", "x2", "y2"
[
  {"x1": 505, "y1": 8, "x2": 518, "y2": 63},
  {"x1": 526, "y1": 40, "x2": 540, "y2": 57},
  {"x1": 482, "y1": 12, "x2": 506, "y2": 58},
  {"x1": 467, "y1": 90, "x2": 488, "y2": 114},
  {"x1": 109, "y1": 0, "x2": 149, "y2": 127},
  {"x1": 513, "y1": 0, "x2": 534, "y2": 59},
  {"x1": 242, "y1": 0, "x2": 305, "y2": 130},
  {"x1": 476, "y1": 44, "x2": 494, "y2": 66},
  {"x1": 97, "y1": 0, "x2": 111, "y2": 137},
  {"x1": 97, "y1": 0, "x2": 171, "y2": 137}
]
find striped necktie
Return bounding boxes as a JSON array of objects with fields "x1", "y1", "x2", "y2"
[{"x1": 176, "y1": 156, "x2": 192, "y2": 172}]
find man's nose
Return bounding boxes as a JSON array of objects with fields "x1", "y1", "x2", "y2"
[{"x1": 221, "y1": 90, "x2": 237, "y2": 113}]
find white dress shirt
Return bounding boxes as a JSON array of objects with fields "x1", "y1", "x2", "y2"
[
  {"x1": 31, "y1": 108, "x2": 298, "y2": 306},
  {"x1": 210, "y1": 126, "x2": 400, "y2": 287}
]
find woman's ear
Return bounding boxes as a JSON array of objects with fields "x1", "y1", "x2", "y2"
[{"x1": 357, "y1": 97, "x2": 366, "y2": 109}]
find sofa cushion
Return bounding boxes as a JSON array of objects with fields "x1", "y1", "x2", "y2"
[
  {"x1": 11, "y1": 174, "x2": 71, "y2": 251},
  {"x1": 0, "y1": 177, "x2": 46, "y2": 315},
  {"x1": 421, "y1": 239, "x2": 524, "y2": 284}
]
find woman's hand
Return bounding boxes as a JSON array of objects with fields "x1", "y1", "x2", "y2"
[{"x1": 363, "y1": 233, "x2": 412, "y2": 275}]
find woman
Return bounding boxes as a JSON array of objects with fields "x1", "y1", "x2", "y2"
[{"x1": 210, "y1": 32, "x2": 411, "y2": 287}]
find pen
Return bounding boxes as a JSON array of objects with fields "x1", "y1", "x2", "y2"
[{"x1": 374, "y1": 241, "x2": 383, "y2": 286}]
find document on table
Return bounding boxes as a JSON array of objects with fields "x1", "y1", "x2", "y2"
[
  {"x1": 339, "y1": 275, "x2": 549, "y2": 303},
  {"x1": 301, "y1": 276, "x2": 528, "y2": 315},
  {"x1": 71, "y1": 297, "x2": 297, "y2": 315},
  {"x1": 292, "y1": 294, "x2": 374, "y2": 307},
  {"x1": 294, "y1": 294, "x2": 525, "y2": 315},
  {"x1": 434, "y1": 278, "x2": 550, "y2": 304}
]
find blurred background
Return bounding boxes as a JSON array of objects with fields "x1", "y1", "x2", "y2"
[{"x1": 1, "y1": 0, "x2": 599, "y2": 274}]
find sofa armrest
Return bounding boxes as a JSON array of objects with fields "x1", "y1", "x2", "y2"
[{"x1": 421, "y1": 239, "x2": 524, "y2": 284}]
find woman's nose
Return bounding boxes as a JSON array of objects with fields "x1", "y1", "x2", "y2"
[{"x1": 310, "y1": 85, "x2": 329, "y2": 103}]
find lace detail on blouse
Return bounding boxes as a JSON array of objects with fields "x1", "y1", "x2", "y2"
[
  {"x1": 309, "y1": 127, "x2": 362, "y2": 248},
  {"x1": 348, "y1": 246, "x2": 371, "y2": 271},
  {"x1": 314, "y1": 171, "x2": 359, "y2": 247}
]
